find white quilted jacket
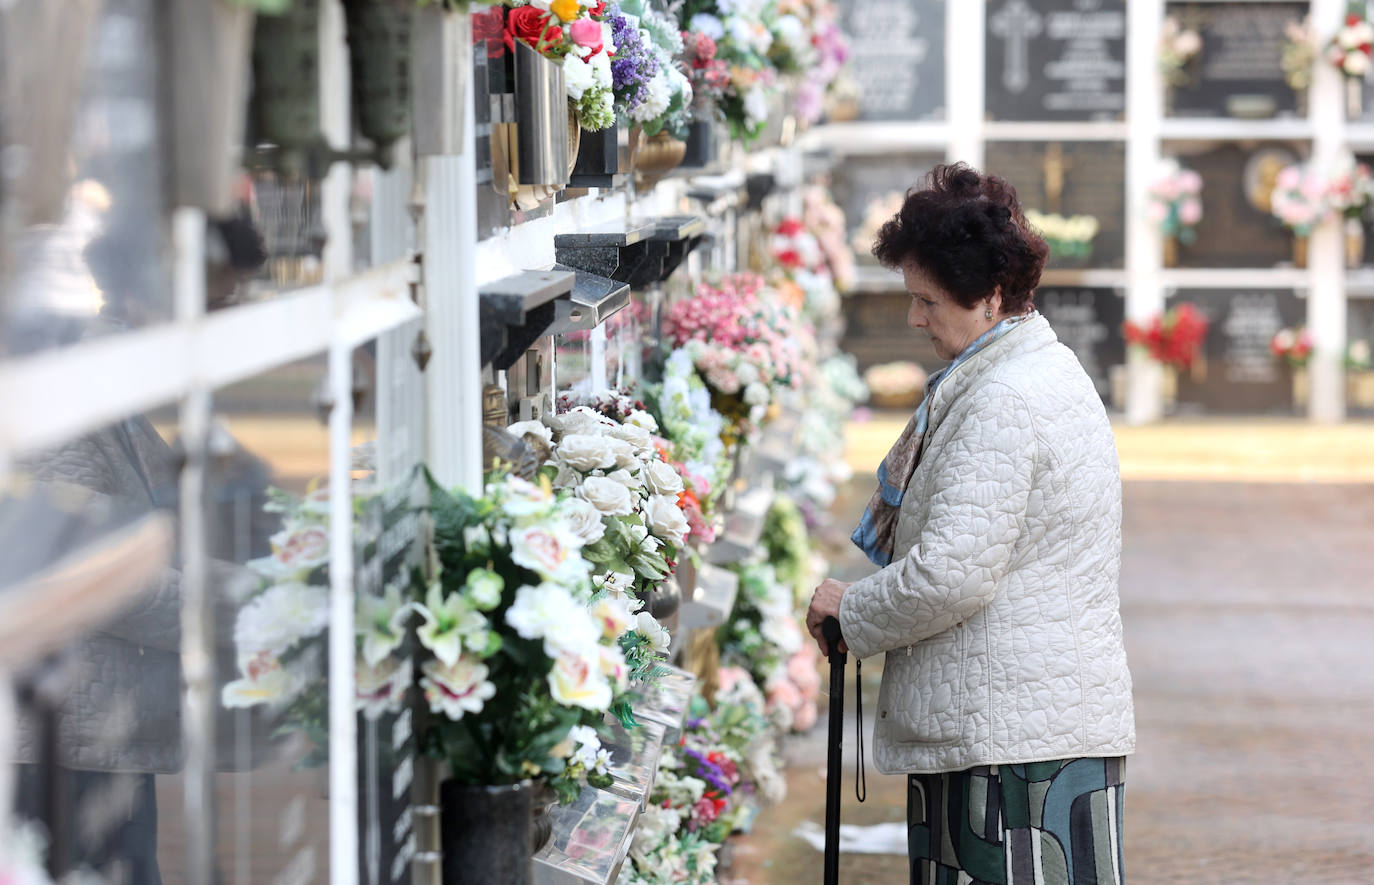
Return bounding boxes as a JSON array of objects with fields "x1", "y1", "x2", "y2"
[{"x1": 838, "y1": 314, "x2": 1135, "y2": 774}]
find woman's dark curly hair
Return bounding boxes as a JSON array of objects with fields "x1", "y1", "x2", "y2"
[{"x1": 872, "y1": 163, "x2": 1048, "y2": 314}]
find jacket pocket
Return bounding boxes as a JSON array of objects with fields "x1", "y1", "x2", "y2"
[{"x1": 882, "y1": 629, "x2": 965, "y2": 745}]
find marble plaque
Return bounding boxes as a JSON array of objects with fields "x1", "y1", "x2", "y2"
[
  {"x1": 1171, "y1": 288, "x2": 1305, "y2": 414},
  {"x1": 1165, "y1": 2, "x2": 1306, "y2": 118},
  {"x1": 1169, "y1": 142, "x2": 1302, "y2": 268},
  {"x1": 1037, "y1": 287, "x2": 1125, "y2": 402},
  {"x1": 838, "y1": 0, "x2": 945, "y2": 121},
  {"x1": 985, "y1": 0, "x2": 1126, "y2": 122},
  {"x1": 984, "y1": 141, "x2": 1126, "y2": 269}
]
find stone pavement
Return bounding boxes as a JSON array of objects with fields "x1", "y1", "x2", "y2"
[{"x1": 726, "y1": 419, "x2": 1374, "y2": 884}]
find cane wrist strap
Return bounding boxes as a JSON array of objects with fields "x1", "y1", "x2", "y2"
[{"x1": 855, "y1": 658, "x2": 866, "y2": 802}]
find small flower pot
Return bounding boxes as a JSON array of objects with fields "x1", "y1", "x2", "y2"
[
  {"x1": 680, "y1": 119, "x2": 716, "y2": 169},
  {"x1": 342, "y1": 0, "x2": 414, "y2": 169},
  {"x1": 568, "y1": 121, "x2": 620, "y2": 187},
  {"x1": 634, "y1": 131, "x2": 687, "y2": 190},
  {"x1": 439, "y1": 779, "x2": 538, "y2": 885},
  {"x1": 1163, "y1": 236, "x2": 1180, "y2": 268},
  {"x1": 1293, "y1": 235, "x2": 1308, "y2": 269}
]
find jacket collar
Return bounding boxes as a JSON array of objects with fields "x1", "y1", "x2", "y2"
[{"x1": 925, "y1": 313, "x2": 1055, "y2": 414}]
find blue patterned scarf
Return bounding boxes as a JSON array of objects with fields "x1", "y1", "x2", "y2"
[{"x1": 851, "y1": 313, "x2": 1033, "y2": 566}]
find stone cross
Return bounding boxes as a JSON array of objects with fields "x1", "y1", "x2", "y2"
[{"x1": 990, "y1": 0, "x2": 1044, "y2": 95}]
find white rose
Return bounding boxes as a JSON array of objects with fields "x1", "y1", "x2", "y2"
[
  {"x1": 643, "y1": 460, "x2": 685, "y2": 497},
  {"x1": 1346, "y1": 51, "x2": 1371, "y2": 77},
  {"x1": 606, "y1": 467, "x2": 645, "y2": 493},
  {"x1": 589, "y1": 51, "x2": 612, "y2": 89},
  {"x1": 609, "y1": 421, "x2": 654, "y2": 455},
  {"x1": 644, "y1": 495, "x2": 689, "y2": 546},
  {"x1": 559, "y1": 497, "x2": 607, "y2": 544},
  {"x1": 563, "y1": 55, "x2": 593, "y2": 101},
  {"x1": 506, "y1": 419, "x2": 553, "y2": 447},
  {"x1": 625, "y1": 409, "x2": 659, "y2": 433},
  {"x1": 603, "y1": 436, "x2": 641, "y2": 470},
  {"x1": 550, "y1": 406, "x2": 615, "y2": 436},
  {"x1": 556, "y1": 433, "x2": 617, "y2": 472},
  {"x1": 548, "y1": 648, "x2": 613, "y2": 711},
  {"x1": 578, "y1": 476, "x2": 635, "y2": 515}
]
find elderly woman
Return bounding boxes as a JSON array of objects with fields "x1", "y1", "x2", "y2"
[{"x1": 807, "y1": 164, "x2": 1135, "y2": 885}]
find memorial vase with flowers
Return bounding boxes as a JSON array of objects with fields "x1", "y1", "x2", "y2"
[
  {"x1": 1147, "y1": 160, "x2": 1204, "y2": 267},
  {"x1": 1325, "y1": 153, "x2": 1374, "y2": 266},
  {"x1": 1270, "y1": 163, "x2": 1332, "y2": 268},
  {"x1": 1271, "y1": 326, "x2": 1315, "y2": 409},
  {"x1": 1123, "y1": 303, "x2": 1210, "y2": 410},
  {"x1": 1159, "y1": 14, "x2": 1202, "y2": 112},
  {"x1": 1327, "y1": 3, "x2": 1374, "y2": 116}
]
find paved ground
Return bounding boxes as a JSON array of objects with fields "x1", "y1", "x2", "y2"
[{"x1": 727, "y1": 419, "x2": 1374, "y2": 884}]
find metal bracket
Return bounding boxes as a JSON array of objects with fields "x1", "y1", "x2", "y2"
[
  {"x1": 640, "y1": 215, "x2": 706, "y2": 285},
  {"x1": 478, "y1": 269, "x2": 576, "y2": 370},
  {"x1": 545, "y1": 265, "x2": 631, "y2": 336},
  {"x1": 553, "y1": 223, "x2": 657, "y2": 287}
]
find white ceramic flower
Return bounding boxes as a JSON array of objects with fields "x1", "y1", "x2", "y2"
[
  {"x1": 420, "y1": 657, "x2": 497, "y2": 721},
  {"x1": 548, "y1": 648, "x2": 613, "y2": 711},
  {"x1": 509, "y1": 523, "x2": 590, "y2": 583},
  {"x1": 356, "y1": 654, "x2": 412, "y2": 720},
  {"x1": 356, "y1": 580, "x2": 413, "y2": 666},
  {"x1": 415, "y1": 582, "x2": 489, "y2": 667},
  {"x1": 579, "y1": 475, "x2": 635, "y2": 515},
  {"x1": 644, "y1": 495, "x2": 689, "y2": 546},
  {"x1": 643, "y1": 460, "x2": 684, "y2": 497},
  {"x1": 556, "y1": 433, "x2": 618, "y2": 472},
  {"x1": 589, "y1": 595, "x2": 635, "y2": 640},
  {"x1": 233, "y1": 582, "x2": 330, "y2": 658},
  {"x1": 558, "y1": 496, "x2": 607, "y2": 545},
  {"x1": 507, "y1": 419, "x2": 554, "y2": 447},
  {"x1": 636, "y1": 611, "x2": 672, "y2": 654}
]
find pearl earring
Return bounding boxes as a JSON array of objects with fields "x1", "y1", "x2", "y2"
[{"x1": 985, "y1": 308, "x2": 994, "y2": 320}]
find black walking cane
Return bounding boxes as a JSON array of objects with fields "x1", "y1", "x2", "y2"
[{"x1": 818, "y1": 615, "x2": 862, "y2": 885}]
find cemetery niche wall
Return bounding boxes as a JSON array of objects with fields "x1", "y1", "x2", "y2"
[
  {"x1": 1037, "y1": 287, "x2": 1126, "y2": 406},
  {"x1": 1164, "y1": 2, "x2": 1308, "y2": 119},
  {"x1": 984, "y1": 140, "x2": 1126, "y2": 269},
  {"x1": 984, "y1": 0, "x2": 1127, "y2": 122},
  {"x1": 1167, "y1": 142, "x2": 1305, "y2": 268},
  {"x1": 838, "y1": 0, "x2": 945, "y2": 121},
  {"x1": 1170, "y1": 289, "x2": 1306, "y2": 414}
]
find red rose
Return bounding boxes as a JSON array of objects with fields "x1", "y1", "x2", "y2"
[
  {"x1": 588, "y1": 1, "x2": 607, "y2": 16},
  {"x1": 473, "y1": 7, "x2": 506, "y2": 59},
  {"x1": 505, "y1": 6, "x2": 562, "y2": 54},
  {"x1": 776, "y1": 217, "x2": 805, "y2": 236}
]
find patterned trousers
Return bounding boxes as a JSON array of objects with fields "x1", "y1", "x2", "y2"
[{"x1": 907, "y1": 757, "x2": 1126, "y2": 885}]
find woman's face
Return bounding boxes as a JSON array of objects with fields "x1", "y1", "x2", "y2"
[{"x1": 902, "y1": 260, "x2": 999, "y2": 361}]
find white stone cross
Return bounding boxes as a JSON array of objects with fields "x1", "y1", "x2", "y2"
[{"x1": 990, "y1": 0, "x2": 1044, "y2": 94}]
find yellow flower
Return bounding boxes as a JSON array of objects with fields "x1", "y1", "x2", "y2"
[{"x1": 550, "y1": 0, "x2": 580, "y2": 22}]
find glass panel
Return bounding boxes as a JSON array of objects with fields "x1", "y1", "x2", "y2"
[
  {"x1": 554, "y1": 328, "x2": 595, "y2": 400},
  {"x1": 1, "y1": 0, "x2": 172, "y2": 355},
  {"x1": 182, "y1": 354, "x2": 334, "y2": 885},
  {"x1": 534, "y1": 788, "x2": 640, "y2": 884},
  {"x1": 2, "y1": 400, "x2": 183, "y2": 882},
  {"x1": 352, "y1": 321, "x2": 426, "y2": 885}
]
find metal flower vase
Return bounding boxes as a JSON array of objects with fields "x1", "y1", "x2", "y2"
[
  {"x1": 342, "y1": 0, "x2": 413, "y2": 169},
  {"x1": 680, "y1": 119, "x2": 716, "y2": 169},
  {"x1": 440, "y1": 779, "x2": 545, "y2": 885},
  {"x1": 512, "y1": 40, "x2": 570, "y2": 187},
  {"x1": 249, "y1": 0, "x2": 323, "y2": 177}
]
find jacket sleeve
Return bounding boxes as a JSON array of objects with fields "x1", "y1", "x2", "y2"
[{"x1": 838, "y1": 382, "x2": 1035, "y2": 660}]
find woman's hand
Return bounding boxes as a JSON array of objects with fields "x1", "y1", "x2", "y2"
[{"x1": 806, "y1": 578, "x2": 853, "y2": 656}]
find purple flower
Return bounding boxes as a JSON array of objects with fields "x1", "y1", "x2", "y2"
[
  {"x1": 608, "y1": 6, "x2": 659, "y2": 113},
  {"x1": 682, "y1": 745, "x2": 733, "y2": 796}
]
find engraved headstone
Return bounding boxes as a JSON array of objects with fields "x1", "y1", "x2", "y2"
[
  {"x1": 1171, "y1": 289, "x2": 1305, "y2": 414},
  {"x1": 1037, "y1": 287, "x2": 1125, "y2": 402},
  {"x1": 837, "y1": 0, "x2": 945, "y2": 121},
  {"x1": 1170, "y1": 142, "x2": 1300, "y2": 268},
  {"x1": 984, "y1": 141, "x2": 1126, "y2": 269},
  {"x1": 985, "y1": 0, "x2": 1126, "y2": 122},
  {"x1": 1347, "y1": 299, "x2": 1374, "y2": 415},
  {"x1": 1165, "y1": 2, "x2": 1306, "y2": 118}
]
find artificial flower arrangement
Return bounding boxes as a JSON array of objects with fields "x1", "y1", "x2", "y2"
[
  {"x1": 679, "y1": 30, "x2": 732, "y2": 128},
  {"x1": 500, "y1": 0, "x2": 617, "y2": 132},
  {"x1": 1122, "y1": 303, "x2": 1210, "y2": 372},
  {"x1": 1270, "y1": 162, "x2": 1331, "y2": 238},
  {"x1": 1348, "y1": 337, "x2": 1373, "y2": 370},
  {"x1": 508, "y1": 400, "x2": 692, "y2": 605},
  {"x1": 851, "y1": 190, "x2": 907, "y2": 259},
  {"x1": 411, "y1": 470, "x2": 674, "y2": 804},
  {"x1": 769, "y1": 216, "x2": 845, "y2": 326},
  {"x1": 1271, "y1": 326, "x2": 1314, "y2": 368},
  {"x1": 802, "y1": 184, "x2": 856, "y2": 293},
  {"x1": 1024, "y1": 209, "x2": 1100, "y2": 261},
  {"x1": 1159, "y1": 15, "x2": 1203, "y2": 88},
  {"x1": 1147, "y1": 159, "x2": 1204, "y2": 246},
  {"x1": 791, "y1": 2, "x2": 851, "y2": 127},
  {"x1": 1325, "y1": 153, "x2": 1374, "y2": 220},
  {"x1": 661, "y1": 273, "x2": 809, "y2": 444},
  {"x1": 612, "y1": 0, "x2": 694, "y2": 138},
  {"x1": 1282, "y1": 17, "x2": 1318, "y2": 95},
  {"x1": 619, "y1": 668, "x2": 787, "y2": 884},
  {"x1": 776, "y1": 355, "x2": 865, "y2": 529},
  {"x1": 1327, "y1": 4, "x2": 1374, "y2": 80},
  {"x1": 680, "y1": 0, "x2": 781, "y2": 142}
]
